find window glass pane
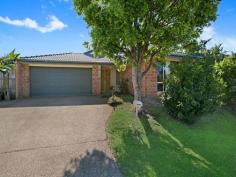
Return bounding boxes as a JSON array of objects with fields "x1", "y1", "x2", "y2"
[
  {"x1": 157, "y1": 62, "x2": 167, "y2": 92},
  {"x1": 157, "y1": 83, "x2": 164, "y2": 92},
  {"x1": 157, "y1": 63, "x2": 164, "y2": 82}
]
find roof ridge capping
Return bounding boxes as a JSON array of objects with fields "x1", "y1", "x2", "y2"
[{"x1": 21, "y1": 52, "x2": 73, "y2": 59}]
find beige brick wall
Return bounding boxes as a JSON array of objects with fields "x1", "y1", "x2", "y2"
[
  {"x1": 92, "y1": 65, "x2": 101, "y2": 95},
  {"x1": 16, "y1": 62, "x2": 102, "y2": 98},
  {"x1": 121, "y1": 64, "x2": 157, "y2": 97},
  {"x1": 15, "y1": 61, "x2": 155, "y2": 98},
  {"x1": 141, "y1": 64, "x2": 157, "y2": 96},
  {"x1": 120, "y1": 65, "x2": 133, "y2": 94},
  {"x1": 16, "y1": 62, "x2": 30, "y2": 99}
]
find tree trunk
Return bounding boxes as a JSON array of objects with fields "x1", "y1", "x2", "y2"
[{"x1": 132, "y1": 64, "x2": 142, "y2": 101}]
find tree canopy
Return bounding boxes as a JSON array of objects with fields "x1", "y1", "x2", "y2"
[
  {"x1": 0, "y1": 49, "x2": 20, "y2": 74},
  {"x1": 74, "y1": 0, "x2": 220, "y2": 101},
  {"x1": 0, "y1": 49, "x2": 20, "y2": 100}
]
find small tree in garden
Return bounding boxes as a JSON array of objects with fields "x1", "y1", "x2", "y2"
[
  {"x1": 0, "y1": 50, "x2": 20, "y2": 100},
  {"x1": 74, "y1": 0, "x2": 220, "y2": 102},
  {"x1": 215, "y1": 54, "x2": 236, "y2": 108},
  {"x1": 163, "y1": 54, "x2": 222, "y2": 123}
]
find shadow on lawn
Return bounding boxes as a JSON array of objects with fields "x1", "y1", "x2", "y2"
[
  {"x1": 117, "y1": 117, "x2": 222, "y2": 177},
  {"x1": 63, "y1": 149, "x2": 122, "y2": 177},
  {"x1": 142, "y1": 118, "x2": 215, "y2": 168}
]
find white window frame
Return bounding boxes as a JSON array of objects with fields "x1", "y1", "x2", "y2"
[{"x1": 157, "y1": 61, "x2": 170, "y2": 94}]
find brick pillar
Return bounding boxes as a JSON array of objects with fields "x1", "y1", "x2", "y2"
[
  {"x1": 15, "y1": 62, "x2": 30, "y2": 99},
  {"x1": 15, "y1": 61, "x2": 21, "y2": 99},
  {"x1": 92, "y1": 65, "x2": 101, "y2": 95}
]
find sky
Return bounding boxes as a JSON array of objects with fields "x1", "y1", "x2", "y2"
[{"x1": 0, "y1": 0, "x2": 236, "y2": 56}]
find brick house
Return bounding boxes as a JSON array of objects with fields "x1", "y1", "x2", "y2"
[{"x1": 15, "y1": 51, "x2": 180, "y2": 99}]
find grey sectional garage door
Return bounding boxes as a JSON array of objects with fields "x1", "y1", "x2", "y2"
[{"x1": 30, "y1": 67, "x2": 92, "y2": 96}]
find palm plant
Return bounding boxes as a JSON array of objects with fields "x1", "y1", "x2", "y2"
[{"x1": 0, "y1": 49, "x2": 20, "y2": 100}]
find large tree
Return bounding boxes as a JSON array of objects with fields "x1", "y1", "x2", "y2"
[{"x1": 74, "y1": 0, "x2": 220, "y2": 101}]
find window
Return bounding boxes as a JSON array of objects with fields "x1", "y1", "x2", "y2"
[
  {"x1": 157, "y1": 62, "x2": 166, "y2": 92},
  {"x1": 156, "y1": 60, "x2": 179, "y2": 92}
]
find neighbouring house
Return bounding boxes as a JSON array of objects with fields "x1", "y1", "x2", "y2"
[{"x1": 15, "y1": 51, "x2": 182, "y2": 99}]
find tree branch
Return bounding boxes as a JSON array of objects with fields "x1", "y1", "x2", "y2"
[
  {"x1": 141, "y1": 52, "x2": 156, "y2": 78},
  {"x1": 167, "y1": 0, "x2": 180, "y2": 10},
  {"x1": 112, "y1": 44, "x2": 132, "y2": 59}
]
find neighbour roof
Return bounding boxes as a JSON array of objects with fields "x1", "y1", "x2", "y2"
[
  {"x1": 20, "y1": 53, "x2": 112, "y2": 64},
  {"x1": 168, "y1": 53, "x2": 202, "y2": 59}
]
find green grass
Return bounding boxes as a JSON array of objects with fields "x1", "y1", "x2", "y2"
[{"x1": 107, "y1": 102, "x2": 236, "y2": 177}]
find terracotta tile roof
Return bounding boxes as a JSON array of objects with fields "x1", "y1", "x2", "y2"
[{"x1": 20, "y1": 51, "x2": 201, "y2": 64}]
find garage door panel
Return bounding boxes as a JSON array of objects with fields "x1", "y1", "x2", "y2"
[{"x1": 30, "y1": 67, "x2": 92, "y2": 96}]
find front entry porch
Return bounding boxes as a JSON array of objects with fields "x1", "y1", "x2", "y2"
[{"x1": 101, "y1": 65, "x2": 119, "y2": 94}]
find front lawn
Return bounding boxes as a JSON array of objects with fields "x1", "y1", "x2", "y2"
[{"x1": 107, "y1": 100, "x2": 236, "y2": 177}]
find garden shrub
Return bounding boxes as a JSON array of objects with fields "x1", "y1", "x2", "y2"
[
  {"x1": 107, "y1": 95, "x2": 124, "y2": 107},
  {"x1": 215, "y1": 55, "x2": 236, "y2": 108},
  {"x1": 163, "y1": 56, "x2": 222, "y2": 123}
]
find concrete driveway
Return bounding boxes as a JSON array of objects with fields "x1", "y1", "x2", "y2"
[{"x1": 0, "y1": 97, "x2": 122, "y2": 177}]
